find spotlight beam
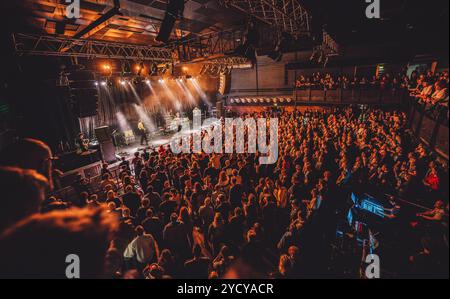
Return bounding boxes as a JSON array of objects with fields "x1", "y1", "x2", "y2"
[
  {"x1": 128, "y1": 83, "x2": 143, "y2": 105},
  {"x1": 116, "y1": 111, "x2": 132, "y2": 132},
  {"x1": 190, "y1": 79, "x2": 211, "y2": 106},
  {"x1": 161, "y1": 81, "x2": 182, "y2": 111},
  {"x1": 176, "y1": 80, "x2": 196, "y2": 105}
]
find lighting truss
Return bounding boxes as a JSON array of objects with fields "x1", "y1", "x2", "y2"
[
  {"x1": 12, "y1": 33, "x2": 173, "y2": 62},
  {"x1": 322, "y1": 30, "x2": 339, "y2": 56},
  {"x1": 220, "y1": 0, "x2": 311, "y2": 37},
  {"x1": 175, "y1": 29, "x2": 246, "y2": 62},
  {"x1": 202, "y1": 56, "x2": 251, "y2": 67}
]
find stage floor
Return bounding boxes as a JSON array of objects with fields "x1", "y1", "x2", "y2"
[{"x1": 112, "y1": 120, "x2": 219, "y2": 159}]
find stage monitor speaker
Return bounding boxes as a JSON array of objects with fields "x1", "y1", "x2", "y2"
[
  {"x1": 95, "y1": 126, "x2": 111, "y2": 143},
  {"x1": 100, "y1": 141, "x2": 117, "y2": 163}
]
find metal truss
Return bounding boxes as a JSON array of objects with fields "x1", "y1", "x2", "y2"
[
  {"x1": 220, "y1": 0, "x2": 311, "y2": 37},
  {"x1": 174, "y1": 29, "x2": 246, "y2": 62},
  {"x1": 322, "y1": 30, "x2": 339, "y2": 56},
  {"x1": 203, "y1": 56, "x2": 251, "y2": 67},
  {"x1": 12, "y1": 33, "x2": 173, "y2": 62}
]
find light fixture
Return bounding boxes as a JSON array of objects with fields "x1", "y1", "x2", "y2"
[
  {"x1": 101, "y1": 81, "x2": 107, "y2": 86},
  {"x1": 94, "y1": 81, "x2": 99, "y2": 86},
  {"x1": 151, "y1": 63, "x2": 158, "y2": 76}
]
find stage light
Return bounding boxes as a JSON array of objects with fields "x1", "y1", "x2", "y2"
[
  {"x1": 94, "y1": 81, "x2": 99, "y2": 86},
  {"x1": 120, "y1": 79, "x2": 126, "y2": 86},
  {"x1": 103, "y1": 64, "x2": 112, "y2": 71},
  {"x1": 145, "y1": 79, "x2": 151, "y2": 84},
  {"x1": 151, "y1": 63, "x2": 158, "y2": 76},
  {"x1": 101, "y1": 81, "x2": 107, "y2": 86},
  {"x1": 158, "y1": 79, "x2": 165, "y2": 84},
  {"x1": 182, "y1": 66, "x2": 189, "y2": 72}
]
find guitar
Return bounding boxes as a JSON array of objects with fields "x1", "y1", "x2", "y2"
[{"x1": 76, "y1": 134, "x2": 90, "y2": 152}]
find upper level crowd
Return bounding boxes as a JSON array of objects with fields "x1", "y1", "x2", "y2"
[
  {"x1": 0, "y1": 107, "x2": 448, "y2": 279},
  {"x1": 296, "y1": 69, "x2": 448, "y2": 103}
]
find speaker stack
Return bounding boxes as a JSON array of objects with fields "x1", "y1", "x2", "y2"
[
  {"x1": 156, "y1": 0, "x2": 185, "y2": 43},
  {"x1": 68, "y1": 70, "x2": 99, "y2": 118}
]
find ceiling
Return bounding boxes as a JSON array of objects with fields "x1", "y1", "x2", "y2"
[
  {"x1": 302, "y1": 0, "x2": 449, "y2": 51},
  {"x1": 2, "y1": 0, "x2": 448, "y2": 53},
  {"x1": 3, "y1": 0, "x2": 245, "y2": 46}
]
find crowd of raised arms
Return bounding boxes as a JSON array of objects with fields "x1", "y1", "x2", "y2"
[{"x1": 0, "y1": 106, "x2": 448, "y2": 278}]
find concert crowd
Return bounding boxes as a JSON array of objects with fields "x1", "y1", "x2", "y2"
[{"x1": 0, "y1": 106, "x2": 448, "y2": 279}]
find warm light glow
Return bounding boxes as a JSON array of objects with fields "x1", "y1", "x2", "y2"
[
  {"x1": 103, "y1": 64, "x2": 111, "y2": 70},
  {"x1": 133, "y1": 104, "x2": 156, "y2": 132},
  {"x1": 189, "y1": 78, "x2": 211, "y2": 107},
  {"x1": 182, "y1": 66, "x2": 189, "y2": 72},
  {"x1": 160, "y1": 80, "x2": 182, "y2": 111},
  {"x1": 176, "y1": 80, "x2": 196, "y2": 105},
  {"x1": 116, "y1": 111, "x2": 131, "y2": 132}
]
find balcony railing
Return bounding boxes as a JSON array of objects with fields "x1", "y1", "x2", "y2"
[{"x1": 226, "y1": 87, "x2": 407, "y2": 106}]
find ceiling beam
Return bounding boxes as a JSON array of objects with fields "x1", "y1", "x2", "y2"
[{"x1": 73, "y1": 0, "x2": 121, "y2": 39}]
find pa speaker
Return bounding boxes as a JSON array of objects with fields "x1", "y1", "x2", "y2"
[
  {"x1": 72, "y1": 88, "x2": 99, "y2": 118},
  {"x1": 156, "y1": 0, "x2": 185, "y2": 43},
  {"x1": 69, "y1": 71, "x2": 99, "y2": 117}
]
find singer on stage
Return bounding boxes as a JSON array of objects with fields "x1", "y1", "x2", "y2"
[{"x1": 138, "y1": 120, "x2": 149, "y2": 146}]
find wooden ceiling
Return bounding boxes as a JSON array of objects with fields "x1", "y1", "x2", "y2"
[{"x1": 11, "y1": 0, "x2": 244, "y2": 45}]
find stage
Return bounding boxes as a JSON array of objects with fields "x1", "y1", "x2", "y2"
[{"x1": 59, "y1": 116, "x2": 219, "y2": 179}]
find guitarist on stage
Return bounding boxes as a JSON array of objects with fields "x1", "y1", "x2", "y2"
[
  {"x1": 76, "y1": 133, "x2": 90, "y2": 153},
  {"x1": 138, "y1": 120, "x2": 149, "y2": 146}
]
